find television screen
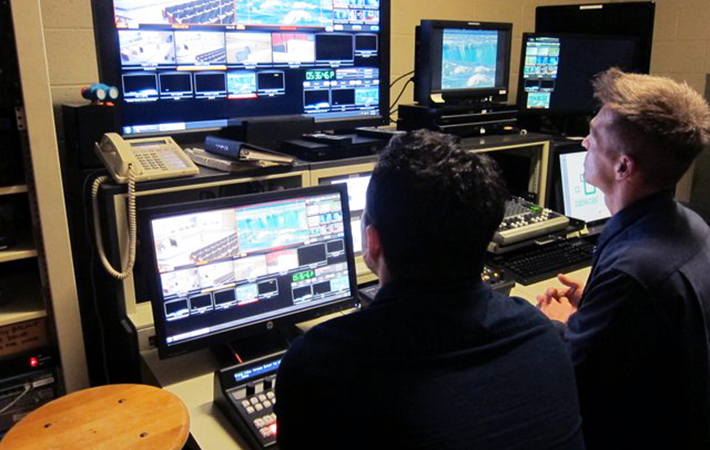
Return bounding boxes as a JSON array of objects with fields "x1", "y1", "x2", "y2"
[
  {"x1": 414, "y1": 20, "x2": 512, "y2": 106},
  {"x1": 92, "y1": 0, "x2": 390, "y2": 136},
  {"x1": 536, "y1": 2, "x2": 654, "y2": 74},
  {"x1": 518, "y1": 33, "x2": 641, "y2": 114},
  {"x1": 141, "y1": 184, "x2": 359, "y2": 358}
]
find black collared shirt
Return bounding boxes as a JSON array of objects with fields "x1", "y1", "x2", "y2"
[
  {"x1": 566, "y1": 190, "x2": 710, "y2": 449},
  {"x1": 276, "y1": 279, "x2": 584, "y2": 450}
]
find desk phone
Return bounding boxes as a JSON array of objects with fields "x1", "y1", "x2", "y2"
[{"x1": 214, "y1": 352, "x2": 284, "y2": 449}]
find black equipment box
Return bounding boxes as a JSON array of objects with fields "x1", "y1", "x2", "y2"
[
  {"x1": 397, "y1": 103, "x2": 518, "y2": 137},
  {"x1": 214, "y1": 352, "x2": 284, "y2": 449}
]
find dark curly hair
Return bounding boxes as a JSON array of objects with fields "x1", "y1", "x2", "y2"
[{"x1": 365, "y1": 129, "x2": 507, "y2": 281}]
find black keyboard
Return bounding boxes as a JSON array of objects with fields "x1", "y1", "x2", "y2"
[{"x1": 488, "y1": 237, "x2": 596, "y2": 285}]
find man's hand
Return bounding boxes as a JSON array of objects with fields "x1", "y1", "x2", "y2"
[
  {"x1": 537, "y1": 295, "x2": 577, "y2": 323},
  {"x1": 536, "y1": 274, "x2": 585, "y2": 308},
  {"x1": 535, "y1": 274, "x2": 584, "y2": 323}
]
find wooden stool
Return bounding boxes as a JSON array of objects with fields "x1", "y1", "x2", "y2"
[{"x1": 0, "y1": 384, "x2": 190, "y2": 450}]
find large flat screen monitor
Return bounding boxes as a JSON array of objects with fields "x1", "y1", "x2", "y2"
[
  {"x1": 414, "y1": 20, "x2": 512, "y2": 107},
  {"x1": 536, "y1": 2, "x2": 654, "y2": 74},
  {"x1": 92, "y1": 0, "x2": 390, "y2": 136},
  {"x1": 517, "y1": 33, "x2": 641, "y2": 114},
  {"x1": 140, "y1": 184, "x2": 359, "y2": 358}
]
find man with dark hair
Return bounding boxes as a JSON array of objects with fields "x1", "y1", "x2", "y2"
[
  {"x1": 538, "y1": 68, "x2": 710, "y2": 449},
  {"x1": 275, "y1": 130, "x2": 584, "y2": 449}
]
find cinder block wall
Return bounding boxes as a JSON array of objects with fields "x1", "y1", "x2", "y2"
[{"x1": 38, "y1": 0, "x2": 710, "y2": 199}]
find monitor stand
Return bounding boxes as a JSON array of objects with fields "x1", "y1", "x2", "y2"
[{"x1": 210, "y1": 324, "x2": 302, "y2": 368}]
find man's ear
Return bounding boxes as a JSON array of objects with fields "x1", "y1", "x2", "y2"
[
  {"x1": 616, "y1": 154, "x2": 635, "y2": 180},
  {"x1": 365, "y1": 224, "x2": 382, "y2": 261}
]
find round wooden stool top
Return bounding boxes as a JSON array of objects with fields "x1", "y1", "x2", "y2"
[{"x1": 0, "y1": 383, "x2": 190, "y2": 450}]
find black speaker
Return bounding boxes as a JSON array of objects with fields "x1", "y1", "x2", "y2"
[
  {"x1": 242, "y1": 115, "x2": 315, "y2": 151},
  {"x1": 62, "y1": 103, "x2": 120, "y2": 169},
  {"x1": 0, "y1": 107, "x2": 22, "y2": 185}
]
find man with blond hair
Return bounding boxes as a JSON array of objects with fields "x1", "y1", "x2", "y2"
[{"x1": 538, "y1": 68, "x2": 710, "y2": 449}]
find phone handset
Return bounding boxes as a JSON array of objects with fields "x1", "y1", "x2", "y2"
[{"x1": 91, "y1": 133, "x2": 199, "y2": 279}]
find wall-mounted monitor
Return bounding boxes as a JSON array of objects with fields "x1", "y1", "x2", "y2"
[
  {"x1": 517, "y1": 33, "x2": 642, "y2": 114},
  {"x1": 414, "y1": 20, "x2": 512, "y2": 107},
  {"x1": 536, "y1": 2, "x2": 654, "y2": 74},
  {"x1": 92, "y1": 0, "x2": 391, "y2": 136},
  {"x1": 140, "y1": 184, "x2": 359, "y2": 358}
]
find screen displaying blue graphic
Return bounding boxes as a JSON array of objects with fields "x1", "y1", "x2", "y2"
[
  {"x1": 441, "y1": 29, "x2": 498, "y2": 91},
  {"x1": 235, "y1": 0, "x2": 333, "y2": 27},
  {"x1": 414, "y1": 20, "x2": 511, "y2": 106}
]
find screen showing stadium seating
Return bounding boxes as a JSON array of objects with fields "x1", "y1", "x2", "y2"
[
  {"x1": 320, "y1": 172, "x2": 370, "y2": 254},
  {"x1": 559, "y1": 150, "x2": 611, "y2": 223},
  {"x1": 518, "y1": 33, "x2": 641, "y2": 113},
  {"x1": 94, "y1": 0, "x2": 390, "y2": 135},
  {"x1": 142, "y1": 185, "x2": 358, "y2": 358}
]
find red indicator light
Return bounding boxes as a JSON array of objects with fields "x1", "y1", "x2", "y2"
[
  {"x1": 269, "y1": 423, "x2": 277, "y2": 435},
  {"x1": 29, "y1": 357, "x2": 39, "y2": 368}
]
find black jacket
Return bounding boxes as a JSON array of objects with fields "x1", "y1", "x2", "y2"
[
  {"x1": 566, "y1": 191, "x2": 710, "y2": 449},
  {"x1": 276, "y1": 279, "x2": 584, "y2": 450}
]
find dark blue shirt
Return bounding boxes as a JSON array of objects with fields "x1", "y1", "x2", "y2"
[
  {"x1": 566, "y1": 191, "x2": 710, "y2": 449},
  {"x1": 276, "y1": 279, "x2": 584, "y2": 450}
]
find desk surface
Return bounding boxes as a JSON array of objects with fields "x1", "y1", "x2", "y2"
[{"x1": 142, "y1": 267, "x2": 592, "y2": 450}]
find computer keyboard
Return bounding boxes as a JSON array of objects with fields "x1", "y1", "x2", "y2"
[{"x1": 487, "y1": 237, "x2": 596, "y2": 285}]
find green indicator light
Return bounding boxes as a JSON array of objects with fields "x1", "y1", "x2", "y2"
[{"x1": 292, "y1": 270, "x2": 316, "y2": 282}]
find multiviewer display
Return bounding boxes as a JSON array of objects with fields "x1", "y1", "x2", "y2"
[
  {"x1": 519, "y1": 33, "x2": 640, "y2": 113},
  {"x1": 559, "y1": 151, "x2": 611, "y2": 223},
  {"x1": 143, "y1": 187, "x2": 356, "y2": 356},
  {"x1": 98, "y1": 0, "x2": 389, "y2": 135},
  {"x1": 321, "y1": 172, "x2": 370, "y2": 254}
]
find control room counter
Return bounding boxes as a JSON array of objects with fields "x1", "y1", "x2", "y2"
[{"x1": 140, "y1": 269, "x2": 592, "y2": 449}]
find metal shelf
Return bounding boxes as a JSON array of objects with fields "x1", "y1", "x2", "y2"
[
  {"x1": 0, "y1": 240, "x2": 37, "y2": 263},
  {"x1": 0, "y1": 185, "x2": 28, "y2": 196}
]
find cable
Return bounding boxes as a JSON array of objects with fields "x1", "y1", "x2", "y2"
[
  {"x1": 0, "y1": 383, "x2": 31, "y2": 415},
  {"x1": 91, "y1": 165, "x2": 137, "y2": 280},
  {"x1": 389, "y1": 70, "x2": 414, "y2": 88},
  {"x1": 389, "y1": 77, "x2": 413, "y2": 113},
  {"x1": 83, "y1": 169, "x2": 112, "y2": 384}
]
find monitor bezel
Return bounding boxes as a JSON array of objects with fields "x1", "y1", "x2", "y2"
[
  {"x1": 139, "y1": 184, "x2": 360, "y2": 359},
  {"x1": 414, "y1": 19, "x2": 512, "y2": 107},
  {"x1": 517, "y1": 31, "x2": 642, "y2": 116},
  {"x1": 90, "y1": 0, "x2": 392, "y2": 137}
]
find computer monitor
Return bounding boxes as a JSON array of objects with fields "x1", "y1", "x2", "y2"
[
  {"x1": 91, "y1": 0, "x2": 391, "y2": 136},
  {"x1": 414, "y1": 20, "x2": 512, "y2": 107},
  {"x1": 558, "y1": 149, "x2": 611, "y2": 224},
  {"x1": 140, "y1": 184, "x2": 359, "y2": 358},
  {"x1": 310, "y1": 157, "x2": 375, "y2": 283},
  {"x1": 536, "y1": 2, "x2": 655, "y2": 74},
  {"x1": 517, "y1": 33, "x2": 642, "y2": 114}
]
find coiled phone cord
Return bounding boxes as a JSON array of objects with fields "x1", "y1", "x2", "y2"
[{"x1": 91, "y1": 165, "x2": 137, "y2": 280}]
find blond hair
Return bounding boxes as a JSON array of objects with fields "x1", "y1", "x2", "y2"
[{"x1": 593, "y1": 68, "x2": 710, "y2": 187}]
